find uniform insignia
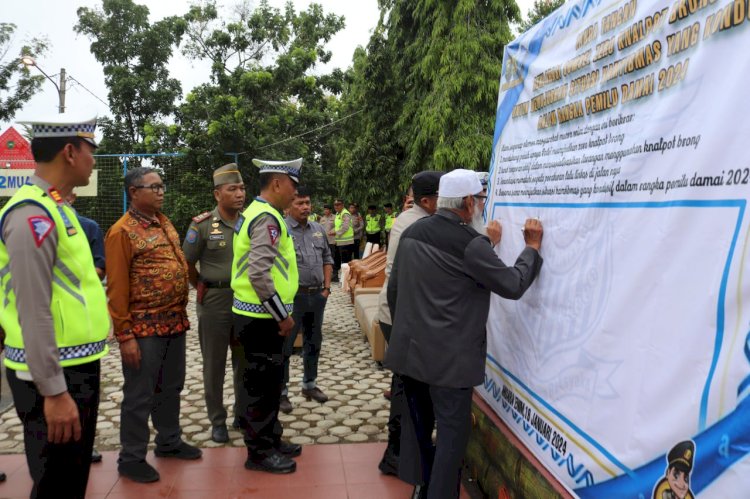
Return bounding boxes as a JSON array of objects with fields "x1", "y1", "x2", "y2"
[
  {"x1": 210, "y1": 228, "x2": 222, "y2": 235},
  {"x1": 313, "y1": 232, "x2": 323, "y2": 239},
  {"x1": 209, "y1": 234, "x2": 225, "y2": 241},
  {"x1": 186, "y1": 228, "x2": 198, "y2": 244},
  {"x1": 192, "y1": 211, "x2": 211, "y2": 223},
  {"x1": 212, "y1": 222, "x2": 220, "y2": 228},
  {"x1": 267, "y1": 225, "x2": 280, "y2": 245},
  {"x1": 27, "y1": 216, "x2": 54, "y2": 247},
  {"x1": 66, "y1": 227, "x2": 78, "y2": 236},
  {"x1": 219, "y1": 241, "x2": 227, "y2": 247},
  {"x1": 47, "y1": 187, "x2": 63, "y2": 204}
]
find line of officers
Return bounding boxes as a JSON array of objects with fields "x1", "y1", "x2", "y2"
[{"x1": 0, "y1": 113, "x2": 366, "y2": 498}]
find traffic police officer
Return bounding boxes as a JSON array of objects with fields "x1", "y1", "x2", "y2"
[
  {"x1": 384, "y1": 202, "x2": 396, "y2": 245},
  {"x1": 0, "y1": 116, "x2": 109, "y2": 498},
  {"x1": 231, "y1": 158, "x2": 302, "y2": 474},
  {"x1": 183, "y1": 163, "x2": 246, "y2": 443},
  {"x1": 365, "y1": 204, "x2": 383, "y2": 246}
]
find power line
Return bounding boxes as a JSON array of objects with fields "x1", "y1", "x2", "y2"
[
  {"x1": 252, "y1": 108, "x2": 364, "y2": 152},
  {"x1": 66, "y1": 74, "x2": 110, "y2": 109}
]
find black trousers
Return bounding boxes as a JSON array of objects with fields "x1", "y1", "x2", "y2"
[
  {"x1": 402, "y1": 376, "x2": 473, "y2": 499},
  {"x1": 333, "y1": 244, "x2": 355, "y2": 277},
  {"x1": 7, "y1": 361, "x2": 100, "y2": 499},
  {"x1": 234, "y1": 314, "x2": 285, "y2": 457},
  {"x1": 353, "y1": 239, "x2": 361, "y2": 260},
  {"x1": 365, "y1": 233, "x2": 381, "y2": 245}
]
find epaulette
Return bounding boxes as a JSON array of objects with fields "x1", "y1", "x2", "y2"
[{"x1": 192, "y1": 211, "x2": 212, "y2": 223}]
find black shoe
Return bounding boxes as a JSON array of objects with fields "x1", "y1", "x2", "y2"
[
  {"x1": 279, "y1": 395, "x2": 293, "y2": 414},
  {"x1": 154, "y1": 441, "x2": 202, "y2": 460},
  {"x1": 212, "y1": 425, "x2": 229, "y2": 443},
  {"x1": 277, "y1": 441, "x2": 302, "y2": 457},
  {"x1": 301, "y1": 386, "x2": 329, "y2": 403},
  {"x1": 378, "y1": 449, "x2": 398, "y2": 476},
  {"x1": 0, "y1": 471, "x2": 6, "y2": 482},
  {"x1": 91, "y1": 448, "x2": 103, "y2": 463},
  {"x1": 411, "y1": 484, "x2": 428, "y2": 499},
  {"x1": 244, "y1": 451, "x2": 296, "y2": 474},
  {"x1": 118, "y1": 460, "x2": 160, "y2": 483}
]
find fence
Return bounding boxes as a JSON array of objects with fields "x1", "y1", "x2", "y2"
[{"x1": 0, "y1": 153, "x2": 215, "y2": 237}]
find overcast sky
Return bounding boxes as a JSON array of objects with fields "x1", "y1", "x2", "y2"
[{"x1": 2, "y1": 0, "x2": 535, "y2": 134}]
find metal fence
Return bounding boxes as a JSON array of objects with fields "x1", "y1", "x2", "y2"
[{"x1": 1, "y1": 153, "x2": 216, "y2": 238}]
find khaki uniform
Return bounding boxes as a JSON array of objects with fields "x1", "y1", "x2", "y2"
[{"x1": 183, "y1": 208, "x2": 241, "y2": 428}]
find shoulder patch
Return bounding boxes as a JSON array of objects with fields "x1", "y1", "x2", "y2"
[
  {"x1": 27, "y1": 216, "x2": 55, "y2": 247},
  {"x1": 192, "y1": 211, "x2": 212, "y2": 223},
  {"x1": 186, "y1": 227, "x2": 199, "y2": 244},
  {"x1": 267, "y1": 225, "x2": 280, "y2": 245}
]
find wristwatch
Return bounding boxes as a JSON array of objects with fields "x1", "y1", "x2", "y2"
[{"x1": 322, "y1": 287, "x2": 331, "y2": 292}]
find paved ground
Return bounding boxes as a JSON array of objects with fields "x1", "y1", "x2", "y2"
[{"x1": 0, "y1": 285, "x2": 393, "y2": 453}]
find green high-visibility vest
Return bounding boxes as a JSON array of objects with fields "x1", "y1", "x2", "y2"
[
  {"x1": 385, "y1": 213, "x2": 396, "y2": 231},
  {"x1": 308, "y1": 213, "x2": 319, "y2": 222},
  {"x1": 365, "y1": 214, "x2": 382, "y2": 234},
  {"x1": 231, "y1": 198, "x2": 298, "y2": 318},
  {"x1": 0, "y1": 184, "x2": 109, "y2": 371},
  {"x1": 334, "y1": 209, "x2": 354, "y2": 245}
]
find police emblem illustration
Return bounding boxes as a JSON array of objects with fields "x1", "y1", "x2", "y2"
[{"x1": 653, "y1": 441, "x2": 695, "y2": 499}]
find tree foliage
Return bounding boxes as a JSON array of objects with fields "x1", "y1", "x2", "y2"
[
  {"x1": 331, "y1": 0, "x2": 520, "y2": 202},
  {"x1": 0, "y1": 23, "x2": 47, "y2": 122},
  {"x1": 75, "y1": 0, "x2": 186, "y2": 152},
  {"x1": 519, "y1": 0, "x2": 567, "y2": 33}
]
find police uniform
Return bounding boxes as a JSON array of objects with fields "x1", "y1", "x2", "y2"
[
  {"x1": 365, "y1": 205, "x2": 384, "y2": 245},
  {"x1": 182, "y1": 164, "x2": 244, "y2": 441},
  {"x1": 653, "y1": 441, "x2": 695, "y2": 499},
  {"x1": 0, "y1": 117, "x2": 108, "y2": 498},
  {"x1": 384, "y1": 203, "x2": 396, "y2": 245},
  {"x1": 231, "y1": 158, "x2": 302, "y2": 473}
]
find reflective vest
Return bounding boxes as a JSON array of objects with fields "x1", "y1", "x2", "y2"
[
  {"x1": 385, "y1": 213, "x2": 396, "y2": 231},
  {"x1": 231, "y1": 198, "x2": 298, "y2": 318},
  {"x1": 365, "y1": 214, "x2": 382, "y2": 234},
  {"x1": 334, "y1": 209, "x2": 354, "y2": 245},
  {"x1": 0, "y1": 184, "x2": 109, "y2": 371},
  {"x1": 308, "y1": 213, "x2": 319, "y2": 222}
]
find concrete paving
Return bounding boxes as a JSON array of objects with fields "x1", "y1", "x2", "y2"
[{"x1": 0, "y1": 285, "x2": 392, "y2": 453}]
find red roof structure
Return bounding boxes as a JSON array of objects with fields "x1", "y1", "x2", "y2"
[{"x1": 0, "y1": 126, "x2": 35, "y2": 169}]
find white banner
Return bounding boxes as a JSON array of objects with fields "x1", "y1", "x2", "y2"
[
  {"x1": 482, "y1": 0, "x2": 750, "y2": 497},
  {"x1": 0, "y1": 169, "x2": 98, "y2": 197}
]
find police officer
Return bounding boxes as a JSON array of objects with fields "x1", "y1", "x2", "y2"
[
  {"x1": 183, "y1": 164, "x2": 246, "y2": 443},
  {"x1": 384, "y1": 202, "x2": 396, "y2": 245},
  {"x1": 0, "y1": 116, "x2": 109, "y2": 498},
  {"x1": 329, "y1": 199, "x2": 354, "y2": 280},
  {"x1": 279, "y1": 186, "x2": 334, "y2": 414},
  {"x1": 365, "y1": 204, "x2": 383, "y2": 246},
  {"x1": 231, "y1": 158, "x2": 302, "y2": 474}
]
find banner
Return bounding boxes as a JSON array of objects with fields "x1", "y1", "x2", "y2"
[
  {"x1": 482, "y1": 0, "x2": 750, "y2": 497},
  {"x1": 0, "y1": 169, "x2": 98, "y2": 197}
]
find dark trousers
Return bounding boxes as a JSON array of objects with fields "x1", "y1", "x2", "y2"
[
  {"x1": 365, "y1": 232, "x2": 381, "y2": 245},
  {"x1": 328, "y1": 244, "x2": 338, "y2": 280},
  {"x1": 7, "y1": 361, "x2": 100, "y2": 499},
  {"x1": 333, "y1": 244, "x2": 355, "y2": 279},
  {"x1": 380, "y1": 322, "x2": 420, "y2": 485},
  {"x1": 353, "y1": 239, "x2": 361, "y2": 260},
  {"x1": 198, "y1": 288, "x2": 240, "y2": 427},
  {"x1": 402, "y1": 376, "x2": 473, "y2": 499},
  {"x1": 234, "y1": 314, "x2": 285, "y2": 456},
  {"x1": 282, "y1": 291, "x2": 327, "y2": 393},
  {"x1": 119, "y1": 335, "x2": 186, "y2": 463}
]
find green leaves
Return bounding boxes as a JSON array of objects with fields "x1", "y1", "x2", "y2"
[{"x1": 0, "y1": 23, "x2": 47, "y2": 122}]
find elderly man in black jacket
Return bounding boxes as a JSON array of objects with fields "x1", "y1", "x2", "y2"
[{"x1": 385, "y1": 169, "x2": 544, "y2": 499}]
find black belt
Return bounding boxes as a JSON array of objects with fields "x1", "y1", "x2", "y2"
[
  {"x1": 202, "y1": 280, "x2": 231, "y2": 289},
  {"x1": 297, "y1": 286, "x2": 322, "y2": 294}
]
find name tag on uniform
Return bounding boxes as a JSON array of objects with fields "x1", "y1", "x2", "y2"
[{"x1": 209, "y1": 234, "x2": 225, "y2": 241}]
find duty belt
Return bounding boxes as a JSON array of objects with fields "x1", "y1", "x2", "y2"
[
  {"x1": 201, "y1": 280, "x2": 231, "y2": 289},
  {"x1": 297, "y1": 286, "x2": 322, "y2": 294}
]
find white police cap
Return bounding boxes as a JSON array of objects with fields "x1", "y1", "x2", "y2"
[{"x1": 252, "y1": 158, "x2": 302, "y2": 184}]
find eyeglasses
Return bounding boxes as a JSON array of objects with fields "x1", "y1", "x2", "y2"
[{"x1": 134, "y1": 183, "x2": 167, "y2": 193}]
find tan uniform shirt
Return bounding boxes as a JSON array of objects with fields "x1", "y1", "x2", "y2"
[{"x1": 319, "y1": 214, "x2": 335, "y2": 245}]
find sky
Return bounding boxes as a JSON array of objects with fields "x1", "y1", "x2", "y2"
[{"x1": 2, "y1": 0, "x2": 536, "y2": 134}]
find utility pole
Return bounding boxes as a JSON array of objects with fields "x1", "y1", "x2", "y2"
[{"x1": 58, "y1": 68, "x2": 66, "y2": 113}]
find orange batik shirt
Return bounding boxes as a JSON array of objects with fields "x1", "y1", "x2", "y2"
[{"x1": 105, "y1": 209, "x2": 190, "y2": 343}]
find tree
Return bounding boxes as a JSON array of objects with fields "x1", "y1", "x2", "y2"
[
  {"x1": 146, "y1": 0, "x2": 346, "y2": 205},
  {"x1": 75, "y1": 0, "x2": 186, "y2": 152},
  {"x1": 331, "y1": 0, "x2": 520, "y2": 200},
  {"x1": 0, "y1": 23, "x2": 47, "y2": 122},
  {"x1": 519, "y1": 0, "x2": 566, "y2": 33}
]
